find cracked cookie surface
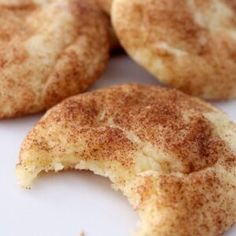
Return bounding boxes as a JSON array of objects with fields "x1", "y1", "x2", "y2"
[
  {"x1": 17, "y1": 84, "x2": 236, "y2": 235},
  {"x1": 112, "y1": 0, "x2": 236, "y2": 99},
  {"x1": 0, "y1": 0, "x2": 109, "y2": 118}
]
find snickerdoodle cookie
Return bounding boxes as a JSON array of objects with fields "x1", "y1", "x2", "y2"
[
  {"x1": 112, "y1": 0, "x2": 236, "y2": 99},
  {"x1": 0, "y1": 0, "x2": 109, "y2": 118},
  {"x1": 17, "y1": 84, "x2": 236, "y2": 236}
]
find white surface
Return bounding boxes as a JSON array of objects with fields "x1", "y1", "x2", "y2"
[{"x1": 0, "y1": 56, "x2": 236, "y2": 236}]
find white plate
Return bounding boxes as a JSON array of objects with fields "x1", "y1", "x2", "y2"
[{"x1": 0, "y1": 56, "x2": 236, "y2": 236}]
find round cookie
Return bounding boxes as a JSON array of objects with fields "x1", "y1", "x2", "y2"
[
  {"x1": 0, "y1": 0, "x2": 109, "y2": 118},
  {"x1": 112, "y1": 0, "x2": 236, "y2": 99},
  {"x1": 17, "y1": 84, "x2": 236, "y2": 236}
]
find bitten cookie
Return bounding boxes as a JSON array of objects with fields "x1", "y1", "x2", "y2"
[
  {"x1": 17, "y1": 84, "x2": 236, "y2": 236},
  {"x1": 0, "y1": 0, "x2": 109, "y2": 118},
  {"x1": 112, "y1": 0, "x2": 236, "y2": 99}
]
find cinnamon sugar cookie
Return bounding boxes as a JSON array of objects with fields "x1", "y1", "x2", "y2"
[
  {"x1": 17, "y1": 84, "x2": 236, "y2": 236},
  {"x1": 0, "y1": 0, "x2": 109, "y2": 118},
  {"x1": 112, "y1": 0, "x2": 236, "y2": 99}
]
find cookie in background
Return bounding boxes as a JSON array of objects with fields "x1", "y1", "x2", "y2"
[
  {"x1": 0, "y1": 0, "x2": 110, "y2": 118},
  {"x1": 112, "y1": 0, "x2": 236, "y2": 100}
]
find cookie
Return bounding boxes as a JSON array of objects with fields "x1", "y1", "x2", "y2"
[
  {"x1": 112, "y1": 0, "x2": 236, "y2": 99},
  {"x1": 0, "y1": 0, "x2": 109, "y2": 118},
  {"x1": 16, "y1": 84, "x2": 236, "y2": 236}
]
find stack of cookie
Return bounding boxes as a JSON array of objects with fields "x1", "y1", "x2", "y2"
[{"x1": 0, "y1": 0, "x2": 235, "y2": 236}]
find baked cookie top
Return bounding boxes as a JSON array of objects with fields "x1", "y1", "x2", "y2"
[
  {"x1": 0, "y1": 0, "x2": 109, "y2": 118},
  {"x1": 17, "y1": 84, "x2": 236, "y2": 236},
  {"x1": 112, "y1": 0, "x2": 236, "y2": 99}
]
